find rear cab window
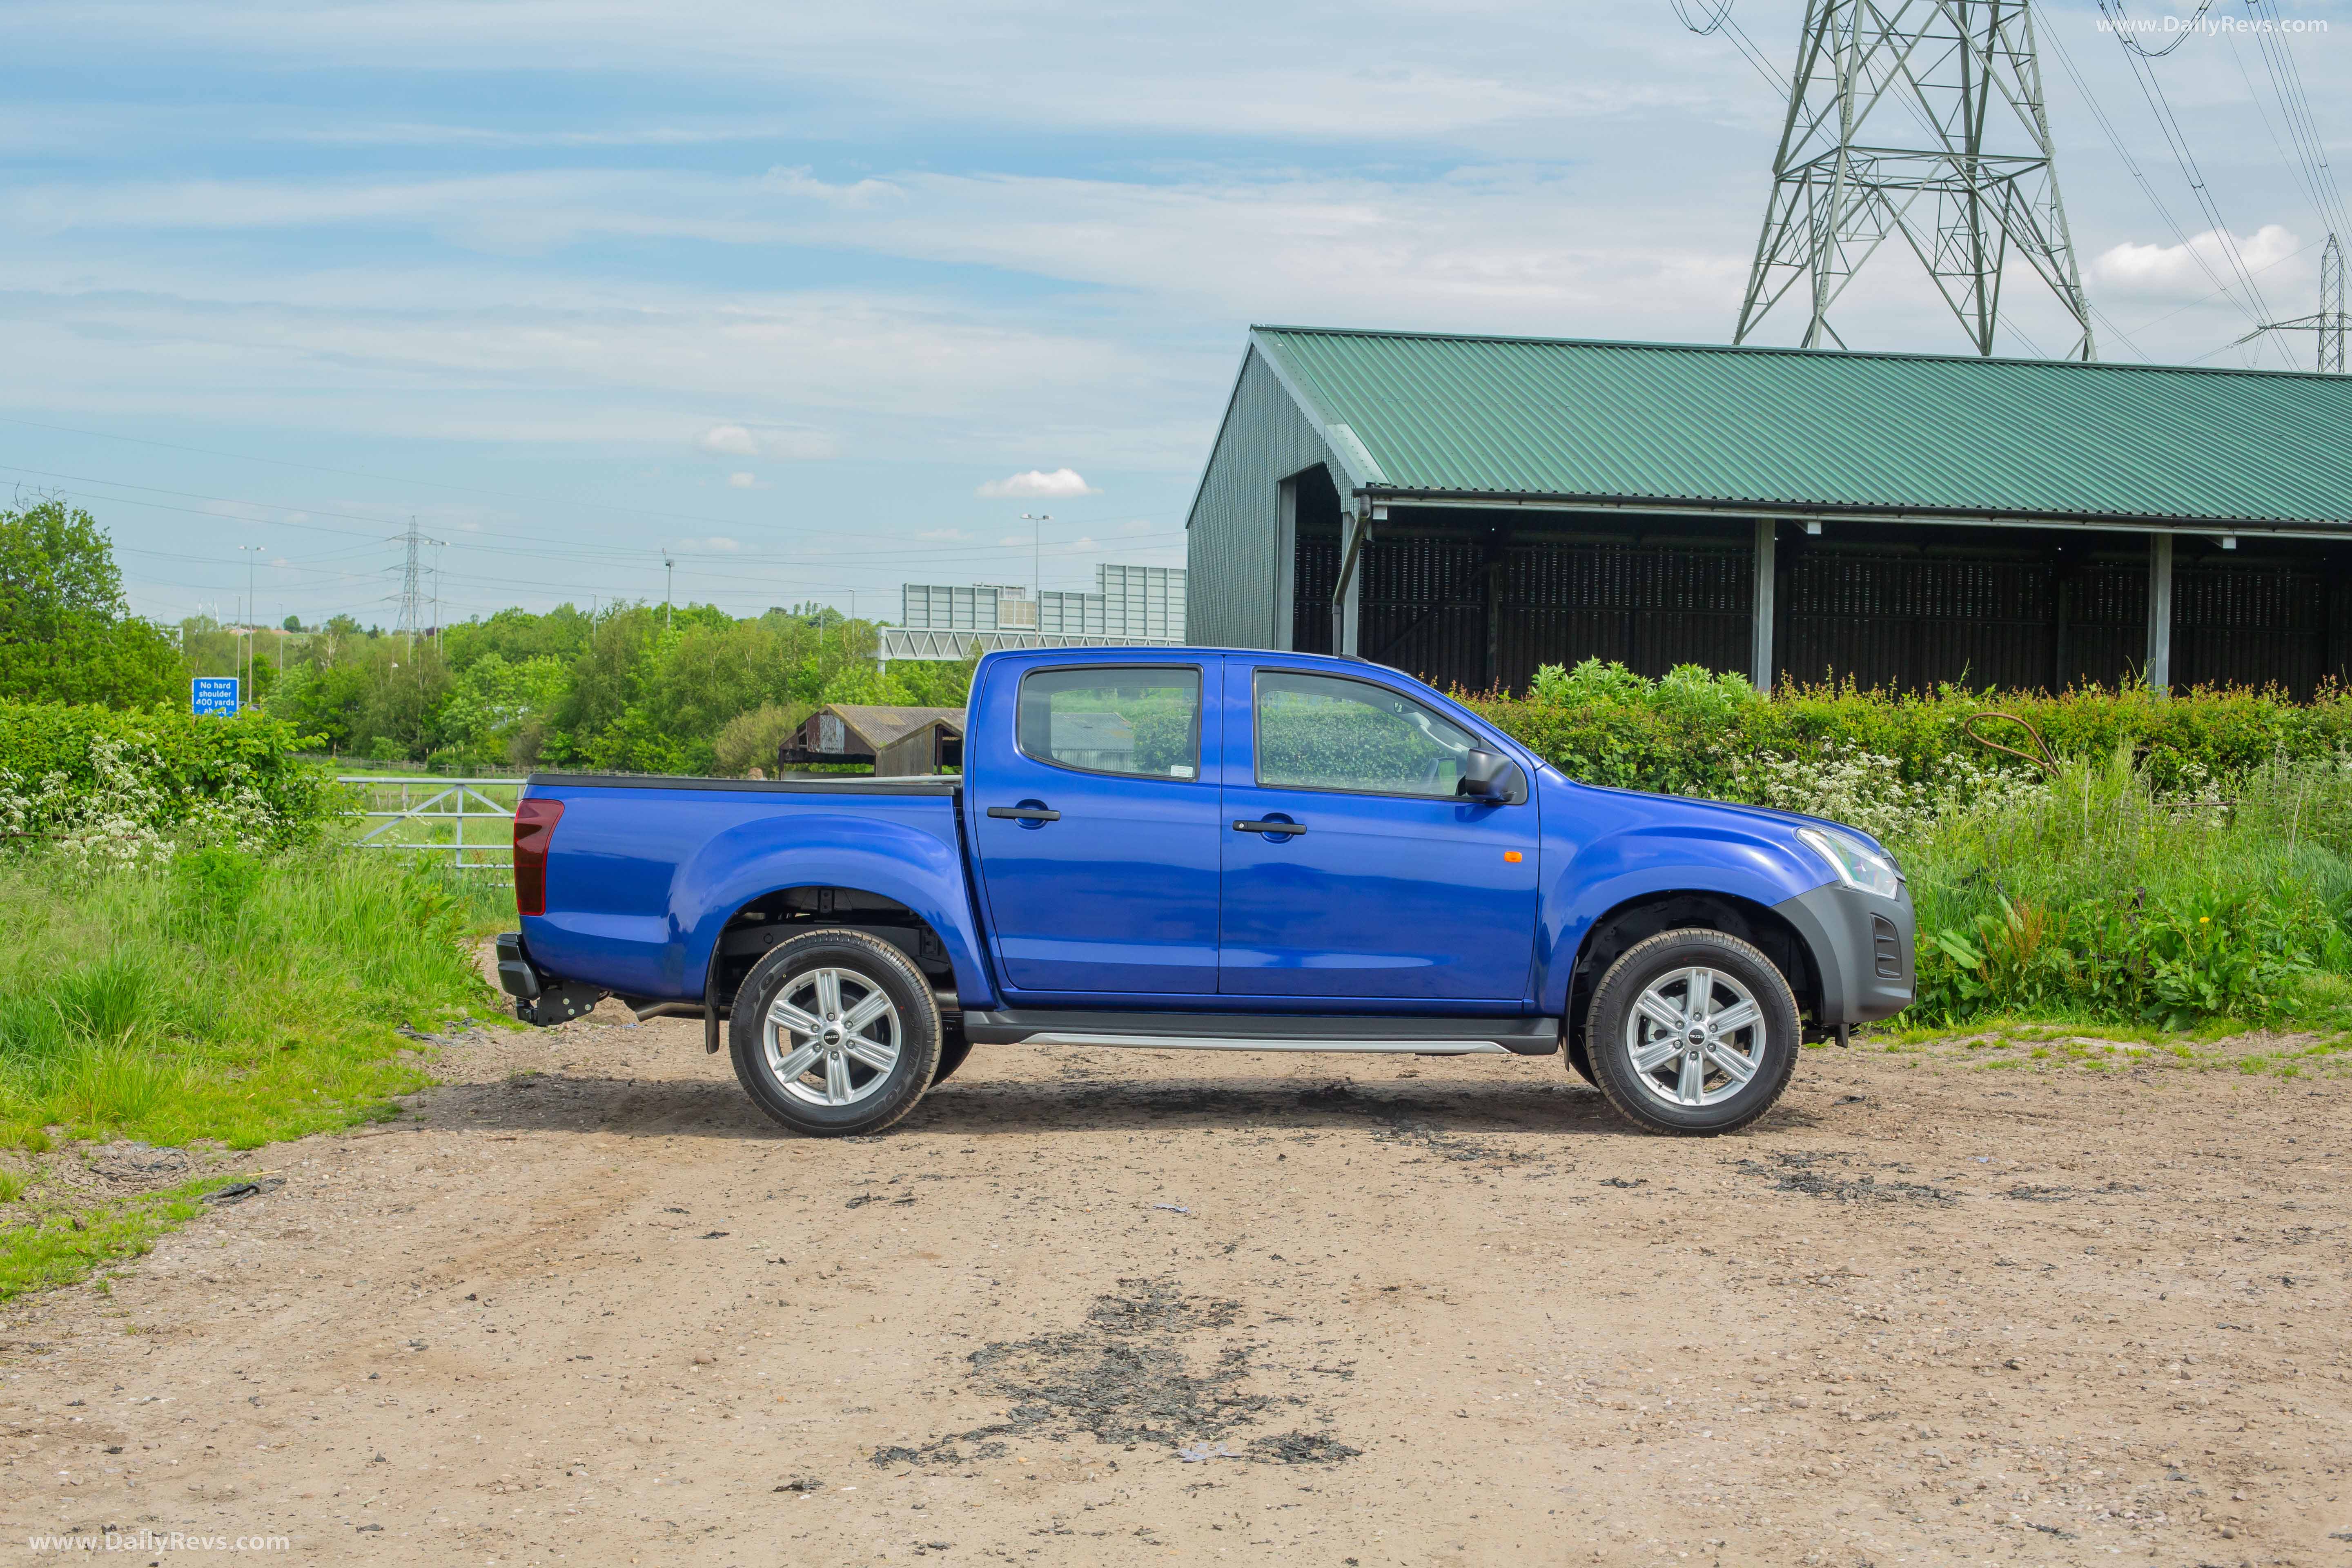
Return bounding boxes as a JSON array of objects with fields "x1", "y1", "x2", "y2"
[{"x1": 1016, "y1": 666, "x2": 1202, "y2": 780}]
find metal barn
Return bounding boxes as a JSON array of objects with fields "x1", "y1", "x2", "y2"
[{"x1": 1184, "y1": 328, "x2": 2352, "y2": 695}]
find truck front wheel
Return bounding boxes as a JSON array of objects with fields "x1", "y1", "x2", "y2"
[
  {"x1": 1584, "y1": 928, "x2": 1799, "y2": 1136},
  {"x1": 728, "y1": 929, "x2": 944, "y2": 1138}
]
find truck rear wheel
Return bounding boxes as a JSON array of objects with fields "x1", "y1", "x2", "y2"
[
  {"x1": 1584, "y1": 928, "x2": 1799, "y2": 1136},
  {"x1": 728, "y1": 929, "x2": 943, "y2": 1138}
]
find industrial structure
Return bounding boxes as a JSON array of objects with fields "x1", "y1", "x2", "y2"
[
  {"x1": 881, "y1": 564, "x2": 1185, "y2": 662},
  {"x1": 1733, "y1": 0, "x2": 2094, "y2": 359},
  {"x1": 1185, "y1": 325, "x2": 2352, "y2": 697}
]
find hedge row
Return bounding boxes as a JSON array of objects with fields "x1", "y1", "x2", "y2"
[
  {"x1": 0, "y1": 703, "x2": 343, "y2": 847},
  {"x1": 1459, "y1": 662, "x2": 2352, "y2": 795}
]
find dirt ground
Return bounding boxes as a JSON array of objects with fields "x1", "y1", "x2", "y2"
[{"x1": 3, "y1": 1009, "x2": 2348, "y2": 1567}]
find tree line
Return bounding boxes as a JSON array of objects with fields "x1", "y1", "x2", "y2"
[{"x1": 2, "y1": 498, "x2": 975, "y2": 775}]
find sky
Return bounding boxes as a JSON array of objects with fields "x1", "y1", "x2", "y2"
[{"x1": 2, "y1": 0, "x2": 2345, "y2": 630}]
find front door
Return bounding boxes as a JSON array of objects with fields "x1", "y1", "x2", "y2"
[
  {"x1": 1218, "y1": 664, "x2": 1539, "y2": 1002},
  {"x1": 971, "y1": 659, "x2": 1223, "y2": 996}
]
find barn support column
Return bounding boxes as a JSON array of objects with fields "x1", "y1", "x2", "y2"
[
  {"x1": 1332, "y1": 506, "x2": 1370, "y2": 655},
  {"x1": 1273, "y1": 479, "x2": 1298, "y2": 650},
  {"x1": 1750, "y1": 518, "x2": 1777, "y2": 690},
  {"x1": 2145, "y1": 531, "x2": 2174, "y2": 692}
]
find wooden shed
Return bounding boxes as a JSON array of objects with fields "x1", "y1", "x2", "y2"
[{"x1": 777, "y1": 704, "x2": 964, "y2": 775}]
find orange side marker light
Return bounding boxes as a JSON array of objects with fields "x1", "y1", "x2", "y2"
[{"x1": 1503, "y1": 851, "x2": 1523, "y2": 863}]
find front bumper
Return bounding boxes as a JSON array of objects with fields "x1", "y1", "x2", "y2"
[{"x1": 1771, "y1": 881, "x2": 1916, "y2": 1027}]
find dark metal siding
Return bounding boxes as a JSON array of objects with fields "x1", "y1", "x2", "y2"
[
  {"x1": 1500, "y1": 542, "x2": 1750, "y2": 691},
  {"x1": 1775, "y1": 538, "x2": 2167, "y2": 693},
  {"x1": 1291, "y1": 532, "x2": 1339, "y2": 655},
  {"x1": 1352, "y1": 533, "x2": 1753, "y2": 693},
  {"x1": 2173, "y1": 560, "x2": 2333, "y2": 694}
]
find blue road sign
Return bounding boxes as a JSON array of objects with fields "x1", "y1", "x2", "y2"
[{"x1": 191, "y1": 677, "x2": 240, "y2": 716}]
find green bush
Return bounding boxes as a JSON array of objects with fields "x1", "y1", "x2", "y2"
[
  {"x1": 1466, "y1": 660, "x2": 2352, "y2": 798},
  {"x1": 0, "y1": 702, "x2": 345, "y2": 855}
]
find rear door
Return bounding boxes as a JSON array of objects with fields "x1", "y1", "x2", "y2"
[
  {"x1": 1217, "y1": 663, "x2": 1539, "y2": 1001},
  {"x1": 970, "y1": 657, "x2": 1224, "y2": 996}
]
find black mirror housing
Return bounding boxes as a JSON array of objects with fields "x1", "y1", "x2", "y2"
[{"x1": 1459, "y1": 748, "x2": 1506, "y2": 798}]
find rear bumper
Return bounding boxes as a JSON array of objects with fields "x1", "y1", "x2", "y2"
[
  {"x1": 1771, "y1": 882, "x2": 1915, "y2": 1027},
  {"x1": 494, "y1": 931, "x2": 606, "y2": 1027}
]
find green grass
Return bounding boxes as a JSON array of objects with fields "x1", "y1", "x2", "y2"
[
  {"x1": 0, "y1": 844, "x2": 507, "y2": 1302},
  {"x1": 0, "y1": 1176, "x2": 241, "y2": 1303},
  {"x1": 1898, "y1": 750, "x2": 2352, "y2": 1030},
  {"x1": 0, "y1": 847, "x2": 499, "y2": 1151}
]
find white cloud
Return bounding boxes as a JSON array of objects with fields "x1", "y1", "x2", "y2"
[
  {"x1": 697, "y1": 423, "x2": 760, "y2": 457},
  {"x1": 917, "y1": 527, "x2": 973, "y2": 541},
  {"x1": 676, "y1": 535, "x2": 742, "y2": 550},
  {"x1": 697, "y1": 421, "x2": 840, "y2": 461},
  {"x1": 2090, "y1": 225, "x2": 2304, "y2": 300},
  {"x1": 726, "y1": 472, "x2": 763, "y2": 489},
  {"x1": 978, "y1": 467, "x2": 1099, "y2": 499}
]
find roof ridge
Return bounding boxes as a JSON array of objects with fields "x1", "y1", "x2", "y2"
[{"x1": 1249, "y1": 324, "x2": 2348, "y2": 383}]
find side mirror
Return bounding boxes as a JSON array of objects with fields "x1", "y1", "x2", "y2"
[{"x1": 1459, "y1": 748, "x2": 1508, "y2": 799}]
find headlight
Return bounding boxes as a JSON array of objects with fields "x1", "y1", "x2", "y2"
[{"x1": 1797, "y1": 825, "x2": 1902, "y2": 899}]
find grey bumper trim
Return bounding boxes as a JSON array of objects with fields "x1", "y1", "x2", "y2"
[{"x1": 1772, "y1": 882, "x2": 1916, "y2": 1026}]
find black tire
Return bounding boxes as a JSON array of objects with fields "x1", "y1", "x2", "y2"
[
  {"x1": 932, "y1": 1019, "x2": 974, "y2": 1087},
  {"x1": 1584, "y1": 928, "x2": 1800, "y2": 1136},
  {"x1": 728, "y1": 929, "x2": 942, "y2": 1138}
]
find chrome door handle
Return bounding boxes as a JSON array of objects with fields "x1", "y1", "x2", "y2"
[
  {"x1": 987, "y1": 805, "x2": 1060, "y2": 822},
  {"x1": 1232, "y1": 819, "x2": 1305, "y2": 834}
]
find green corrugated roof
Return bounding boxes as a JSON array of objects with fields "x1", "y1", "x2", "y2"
[{"x1": 1250, "y1": 326, "x2": 2352, "y2": 528}]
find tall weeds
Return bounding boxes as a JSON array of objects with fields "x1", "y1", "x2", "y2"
[
  {"x1": 1900, "y1": 751, "x2": 2352, "y2": 1027},
  {"x1": 0, "y1": 849, "x2": 494, "y2": 1149}
]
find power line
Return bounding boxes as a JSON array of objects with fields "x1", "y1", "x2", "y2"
[
  {"x1": 0, "y1": 464, "x2": 1180, "y2": 575},
  {"x1": 2096, "y1": 0, "x2": 2287, "y2": 361},
  {"x1": 2040, "y1": 18, "x2": 2258, "y2": 333}
]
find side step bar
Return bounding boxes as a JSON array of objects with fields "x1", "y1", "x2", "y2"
[{"x1": 960, "y1": 1010, "x2": 1559, "y2": 1057}]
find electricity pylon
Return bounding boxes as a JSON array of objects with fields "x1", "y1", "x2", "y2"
[
  {"x1": 390, "y1": 519, "x2": 445, "y2": 657},
  {"x1": 2237, "y1": 233, "x2": 2346, "y2": 372},
  {"x1": 1734, "y1": 0, "x2": 2097, "y2": 360}
]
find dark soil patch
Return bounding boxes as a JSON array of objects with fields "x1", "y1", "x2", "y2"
[
  {"x1": 1737, "y1": 1150, "x2": 1955, "y2": 1206},
  {"x1": 1247, "y1": 1431, "x2": 1363, "y2": 1464},
  {"x1": 874, "y1": 1276, "x2": 1337, "y2": 1468},
  {"x1": 2002, "y1": 1183, "x2": 2146, "y2": 1203}
]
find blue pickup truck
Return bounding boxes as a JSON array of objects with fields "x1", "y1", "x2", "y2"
[{"x1": 496, "y1": 647, "x2": 1912, "y2": 1138}]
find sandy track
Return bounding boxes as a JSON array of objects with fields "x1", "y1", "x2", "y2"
[{"x1": 3, "y1": 1016, "x2": 2348, "y2": 1566}]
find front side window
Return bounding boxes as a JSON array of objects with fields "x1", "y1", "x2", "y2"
[
  {"x1": 1016, "y1": 666, "x2": 1201, "y2": 779},
  {"x1": 1254, "y1": 670, "x2": 1480, "y2": 797}
]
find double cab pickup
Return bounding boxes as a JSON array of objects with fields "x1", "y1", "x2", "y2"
[{"x1": 497, "y1": 647, "x2": 1914, "y2": 1137}]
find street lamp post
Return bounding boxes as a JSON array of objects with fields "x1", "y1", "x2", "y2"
[
  {"x1": 237, "y1": 543, "x2": 267, "y2": 706},
  {"x1": 1020, "y1": 512, "x2": 1052, "y2": 603}
]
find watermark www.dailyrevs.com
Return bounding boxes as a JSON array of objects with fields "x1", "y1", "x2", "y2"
[
  {"x1": 2096, "y1": 12, "x2": 2328, "y2": 34},
  {"x1": 26, "y1": 1529, "x2": 291, "y2": 1554}
]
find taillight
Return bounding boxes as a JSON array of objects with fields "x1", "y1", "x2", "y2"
[{"x1": 513, "y1": 798, "x2": 564, "y2": 918}]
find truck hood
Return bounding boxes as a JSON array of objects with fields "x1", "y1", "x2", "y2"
[{"x1": 1552, "y1": 770, "x2": 1897, "y2": 859}]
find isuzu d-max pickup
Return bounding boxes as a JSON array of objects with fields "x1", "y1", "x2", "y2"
[{"x1": 495, "y1": 647, "x2": 1913, "y2": 1137}]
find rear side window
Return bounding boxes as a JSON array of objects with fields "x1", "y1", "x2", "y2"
[
  {"x1": 1254, "y1": 670, "x2": 1478, "y2": 797},
  {"x1": 1016, "y1": 667, "x2": 1201, "y2": 780}
]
